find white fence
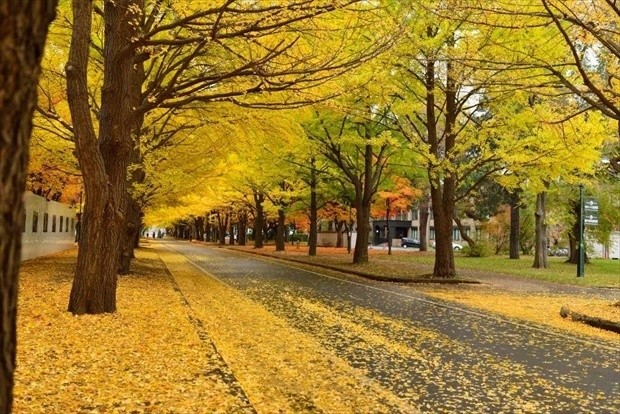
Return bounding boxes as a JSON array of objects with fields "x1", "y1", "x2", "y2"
[{"x1": 21, "y1": 192, "x2": 77, "y2": 261}]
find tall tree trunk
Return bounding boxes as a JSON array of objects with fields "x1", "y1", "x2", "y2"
[
  {"x1": 275, "y1": 209, "x2": 286, "y2": 251},
  {"x1": 119, "y1": 197, "x2": 141, "y2": 274},
  {"x1": 308, "y1": 159, "x2": 318, "y2": 256},
  {"x1": 352, "y1": 141, "x2": 380, "y2": 264},
  {"x1": 217, "y1": 211, "x2": 229, "y2": 245},
  {"x1": 335, "y1": 220, "x2": 344, "y2": 248},
  {"x1": 567, "y1": 200, "x2": 580, "y2": 263},
  {"x1": 228, "y1": 216, "x2": 235, "y2": 245},
  {"x1": 353, "y1": 195, "x2": 371, "y2": 263},
  {"x1": 427, "y1": 41, "x2": 457, "y2": 278},
  {"x1": 509, "y1": 191, "x2": 520, "y2": 259},
  {"x1": 67, "y1": 0, "x2": 139, "y2": 314},
  {"x1": 253, "y1": 191, "x2": 265, "y2": 248},
  {"x1": 195, "y1": 216, "x2": 204, "y2": 242},
  {"x1": 0, "y1": 1, "x2": 57, "y2": 409},
  {"x1": 419, "y1": 200, "x2": 430, "y2": 251},
  {"x1": 238, "y1": 210, "x2": 247, "y2": 246},
  {"x1": 533, "y1": 192, "x2": 548, "y2": 268}
]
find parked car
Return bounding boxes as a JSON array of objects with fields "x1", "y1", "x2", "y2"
[
  {"x1": 430, "y1": 241, "x2": 463, "y2": 250},
  {"x1": 401, "y1": 237, "x2": 421, "y2": 248}
]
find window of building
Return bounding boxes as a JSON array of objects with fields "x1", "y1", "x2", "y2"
[
  {"x1": 32, "y1": 211, "x2": 38, "y2": 232},
  {"x1": 412, "y1": 209, "x2": 418, "y2": 220},
  {"x1": 66, "y1": 217, "x2": 70, "y2": 232},
  {"x1": 464, "y1": 226, "x2": 471, "y2": 237},
  {"x1": 453, "y1": 226, "x2": 460, "y2": 241},
  {"x1": 71, "y1": 218, "x2": 75, "y2": 232},
  {"x1": 411, "y1": 226, "x2": 419, "y2": 239},
  {"x1": 43, "y1": 213, "x2": 49, "y2": 232},
  {"x1": 430, "y1": 226, "x2": 435, "y2": 240},
  {"x1": 59, "y1": 216, "x2": 64, "y2": 232},
  {"x1": 52, "y1": 215, "x2": 57, "y2": 232}
]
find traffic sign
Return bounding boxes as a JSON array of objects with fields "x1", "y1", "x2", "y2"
[{"x1": 584, "y1": 198, "x2": 599, "y2": 212}]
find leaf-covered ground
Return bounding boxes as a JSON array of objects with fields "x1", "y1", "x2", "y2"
[
  {"x1": 14, "y1": 243, "x2": 618, "y2": 413},
  {"x1": 14, "y1": 248, "x2": 253, "y2": 413}
]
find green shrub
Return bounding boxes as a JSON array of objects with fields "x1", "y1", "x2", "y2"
[{"x1": 462, "y1": 242, "x2": 492, "y2": 257}]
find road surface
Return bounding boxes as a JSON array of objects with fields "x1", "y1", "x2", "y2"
[{"x1": 157, "y1": 240, "x2": 619, "y2": 413}]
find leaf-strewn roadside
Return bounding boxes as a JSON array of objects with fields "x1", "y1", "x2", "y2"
[
  {"x1": 220, "y1": 244, "x2": 620, "y2": 342},
  {"x1": 14, "y1": 248, "x2": 252, "y2": 413}
]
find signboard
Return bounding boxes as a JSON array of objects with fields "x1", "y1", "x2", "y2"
[{"x1": 583, "y1": 197, "x2": 599, "y2": 226}]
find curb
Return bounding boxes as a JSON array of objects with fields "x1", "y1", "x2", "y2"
[
  {"x1": 560, "y1": 305, "x2": 620, "y2": 335},
  {"x1": 221, "y1": 246, "x2": 481, "y2": 285}
]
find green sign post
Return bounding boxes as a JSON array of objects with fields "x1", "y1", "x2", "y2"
[{"x1": 577, "y1": 187, "x2": 598, "y2": 278}]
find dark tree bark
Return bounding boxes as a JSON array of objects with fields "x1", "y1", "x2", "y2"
[
  {"x1": 66, "y1": 0, "x2": 140, "y2": 314},
  {"x1": 509, "y1": 191, "x2": 521, "y2": 259},
  {"x1": 567, "y1": 199, "x2": 589, "y2": 264},
  {"x1": 334, "y1": 220, "x2": 345, "y2": 248},
  {"x1": 228, "y1": 216, "x2": 235, "y2": 245},
  {"x1": 238, "y1": 210, "x2": 248, "y2": 246},
  {"x1": 455, "y1": 217, "x2": 475, "y2": 247},
  {"x1": 195, "y1": 216, "x2": 205, "y2": 242},
  {"x1": 308, "y1": 158, "x2": 318, "y2": 256},
  {"x1": 275, "y1": 209, "x2": 286, "y2": 251},
  {"x1": 352, "y1": 141, "x2": 381, "y2": 264},
  {"x1": 427, "y1": 48, "x2": 457, "y2": 278},
  {"x1": 533, "y1": 192, "x2": 548, "y2": 268},
  {"x1": 419, "y1": 201, "x2": 430, "y2": 251},
  {"x1": 216, "y1": 210, "x2": 229, "y2": 245},
  {"x1": 0, "y1": 1, "x2": 57, "y2": 410},
  {"x1": 119, "y1": 197, "x2": 141, "y2": 275},
  {"x1": 253, "y1": 191, "x2": 265, "y2": 248}
]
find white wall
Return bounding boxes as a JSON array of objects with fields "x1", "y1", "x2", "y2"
[
  {"x1": 589, "y1": 231, "x2": 620, "y2": 260},
  {"x1": 21, "y1": 192, "x2": 77, "y2": 261}
]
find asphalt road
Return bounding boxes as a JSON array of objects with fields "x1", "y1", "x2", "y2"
[{"x1": 162, "y1": 240, "x2": 619, "y2": 413}]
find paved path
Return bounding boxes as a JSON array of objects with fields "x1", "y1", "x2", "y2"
[{"x1": 158, "y1": 240, "x2": 619, "y2": 413}]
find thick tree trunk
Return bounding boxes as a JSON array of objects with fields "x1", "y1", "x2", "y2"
[
  {"x1": 238, "y1": 210, "x2": 247, "y2": 246},
  {"x1": 428, "y1": 45, "x2": 457, "y2": 278},
  {"x1": 119, "y1": 197, "x2": 141, "y2": 274},
  {"x1": 419, "y1": 201, "x2": 429, "y2": 251},
  {"x1": 335, "y1": 220, "x2": 345, "y2": 248},
  {"x1": 533, "y1": 192, "x2": 548, "y2": 268},
  {"x1": 275, "y1": 209, "x2": 286, "y2": 251},
  {"x1": 195, "y1": 216, "x2": 205, "y2": 242},
  {"x1": 67, "y1": 0, "x2": 139, "y2": 314},
  {"x1": 0, "y1": 2, "x2": 57, "y2": 410},
  {"x1": 217, "y1": 211, "x2": 229, "y2": 245},
  {"x1": 228, "y1": 217, "x2": 235, "y2": 245},
  {"x1": 353, "y1": 200, "x2": 370, "y2": 263},
  {"x1": 308, "y1": 162, "x2": 318, "y2": 256},
  {"x1": 509, "y1": 191, "x2": 520, "y2": 259},
  {"x1": 253, "y1": 191, "x2": 265, "y2": 248},
  {"x1": 567, "y1": 200, "x2": 580, "y2": 264},
  {"x1": 431, "y1": 200, "x2": 456, "y2": 277}
]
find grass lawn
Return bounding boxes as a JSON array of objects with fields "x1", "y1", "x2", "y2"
[
  {"x1": 231, "y1": 243, "x2": 620, "y2": 288},
  {"x1": 410, "y1": 254, "x2": 620, "y2": 288}
]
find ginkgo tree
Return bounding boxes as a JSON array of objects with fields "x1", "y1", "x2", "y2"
[{"x1": 61, "y1": 0, "x2": 399, "y2": 314}]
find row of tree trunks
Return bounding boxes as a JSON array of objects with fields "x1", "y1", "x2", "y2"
[{"x1": 0, "y1": 1, "x2": 57, "y2": 409}]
